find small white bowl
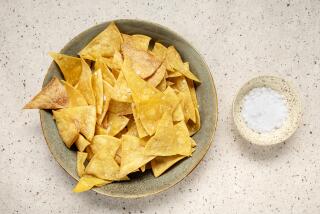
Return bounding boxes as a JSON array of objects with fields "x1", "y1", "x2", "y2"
[{"x1": 233, "y1": 76, "x2": 302, "y2": 146}]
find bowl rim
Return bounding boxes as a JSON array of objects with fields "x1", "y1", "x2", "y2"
[
  {"x1": 232, "y1": 75, "x2": 302, "y2": 146},
  {"x1": 39, "y1": 19, "x2": 218, "y2": 198}
]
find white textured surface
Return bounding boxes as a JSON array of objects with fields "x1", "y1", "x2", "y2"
[{"x1": 1, "y1": 0, "x2": 320, "y2": 213}]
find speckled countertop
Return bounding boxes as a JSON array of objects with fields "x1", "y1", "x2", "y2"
[{"x1": 1, "y1": 0, "x2": 319, "y2": 213}]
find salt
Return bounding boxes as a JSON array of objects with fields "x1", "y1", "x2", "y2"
[{"x1": 241, "y1": 87, "x2": 288, "y2": 133}]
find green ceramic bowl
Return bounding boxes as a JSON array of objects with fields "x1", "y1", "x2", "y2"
[{"x1": 40, "y1": 19, "x2": 218, "y2": 198}]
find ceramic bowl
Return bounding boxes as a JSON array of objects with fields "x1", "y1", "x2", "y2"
[
  {"x1": 233, "y1": 75, "x2": 301, "y2": 146},
  {"x1": 40, "y1": 19, "x2": 218, "y2": 198}
]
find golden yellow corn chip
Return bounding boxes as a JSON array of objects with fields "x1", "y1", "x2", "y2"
[
  {"x1": 92, "y1": 69, "x2": 103, "y2": 114},
  {"x1": 53, "y1": 106, "x2": 96, "y2": 148},
  {"x1": 105, "y1": 71, "x2": 132, "y2": 103},
  {"x1": 75, "y1": 134, "x2": 90, "y2": 152},
  {"x1": 167, "y1": 70, "x2": 182, "y2": 78},
  {"x1": 24, "y1": 77, "x2": 68, "y2": 109},
  {"x1": 112, "y1": 50, "x2": 123, "y2": 71},
  {"x1": 152, "y1": 42, "x2": 167, "y2": 62},
  {"x1": 94, "y1": 57, "x2": 116, "y2": 86},
  {"x1": 76, "y1": 152, "x2": 88, "y2": 177},
  {"x1": 156, "y1": 77, "x2": 167, "y2": 92},
  {"x1": 165, "y1": 46, "x2": 200, "y2": 82},
  {"x1": 146, "y1": 64, "x2": 166, "y2": 87},
  {"x1": 79, "y1": 22, "x2": 122, "y2": 60},
  {"x1": 144, "y1": 112, "x2": 192, "y2": 156},
  {"x1": 90, "y1": 135, "x2": 121, "y2": 155},
  {"x1": 102, "y1": 112, "x2": 129, "y2": 136},
  {"x1": 97, "y1": 80, "x2": 112, "y2": 125},
  {"x1": 187, "y1": 107, "x2": 201, "y2": 136},
  {"x1": 151, "y1": 155, "x2": 186, "y2": 177},
  {"x1": 108, "y1": 100, "x2": 133, "y2": 115},
  {"x1": 122, "y1": 44, "x2": 161, "y2": 79},
  {"x1": 120, "y1": 135, "x2": 155, "y2": 177},
  {"x1": 73, "y1": 175, "x2": 111, "y2": 193},
  {"x1": 126, "y1": 120, "x2": 139, "y2": 137},
  {"x1": 62, "y1": 81, "x2": 87, "y2": 107},
  {"x1": 85, "y1": 146, "x2": 94, "y2": 161},
  {"x1": 173, "y1": 77, "x2": 196, "y2": 123},
  {"x1": 49, "y1": 52, "x2": 82, "y2": 86},
  {"x1": 132, "y1": 104, "x2": 148, "y2": 138},
  {"x1": 76, "y1": 59, "x2": 95, "y2": 105},
  {"x1": 122, "y1": 34, "x2": 151, "y2": 51}
]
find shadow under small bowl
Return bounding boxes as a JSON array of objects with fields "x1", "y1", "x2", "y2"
[
  {"x1": 40, "y1": 19, "x2": 218, "y2": 198},
  {"x1": 233, "y1": 76, "x2": 302, "y2": 146}
]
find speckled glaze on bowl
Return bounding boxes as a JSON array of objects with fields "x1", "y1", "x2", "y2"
[
  {"x1": 40, "y1": 19, "x2": 218, "y2": 198},
  {"x1": 233, "y1": 76, "x2": 301, "y2": 146}
]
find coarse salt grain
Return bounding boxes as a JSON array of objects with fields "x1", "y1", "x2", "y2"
[{"x1": 241, "y1": 87, "x2": 288, "y2": 133}]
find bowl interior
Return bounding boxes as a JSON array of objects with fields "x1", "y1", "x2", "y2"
[
  {"x1": 233, "y1": 76, "x2": 301, "y2": 146},
  {"x1": 40, "y1": 19, "x2": 218, "y2": 198}
]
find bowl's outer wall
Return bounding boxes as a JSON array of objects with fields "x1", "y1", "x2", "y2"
[{"x1": 40, "y1": 20, "x2": 218, "y2": 198}]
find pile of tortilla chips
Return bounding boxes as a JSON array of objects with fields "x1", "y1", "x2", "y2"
[{"x1": 24, "y1": 22, "x2": 201, "y2": 193}]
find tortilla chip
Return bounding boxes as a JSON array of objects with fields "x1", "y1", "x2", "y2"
[
  {"x1": 173, "y1": 77, "x2": 196, "y2": 123},
  {"x1": 108, "y1": 100, "x2": 133, "y2": 115},
  {"x1": 102, "y1": 113, "x2": 129, "y2": 136},
  {"x1": 146, "y1": 64, "x2": 166, "y2": 87},
  {"x1": 122, "y1": 44, "x2": 161, "y2": 79},
  {"x1": 152, "y1": 42, "x2": 167, "y2": 62},
  {"x1": 167, "y1": 70, "x2": 182, "y2": 78},
  {"x1": 53, "y1": 106, "x2": 96, "y2": 147},
  {"x1": 187, "y1": 108, "x2": 201, "y2": 136},
  {"x1": 156, "y1": 77, "x2": 167, "y2": 92},
  {"x1": 85, "y1": 143, "x2": 123, "y2": 181},
  {"x1": 79, "y1": 22, "x2": 122, "y2": 60},
  {"x1": 132, "y1": 104, "x2": 148, "y2": 138},
  {"x1": 151, "y1": 155, "x2": 186, "y2": 177},
  {"x1": 76, "y1": 59, "x2": 95, "y2": 105},
  {"x1": 76, "y1": 152, "x2": 88, "y2": 177},
  {"x1": 24, "y1": 77, "x2": 68, "y2": 109},
  {"x1": 62, "y1": 81, "x2": 87, "y2": 107},
  {"x1": 96, "y1": 81, "x2": 112, "y2": 125},
  {"x1": 49, "y1": 52, "x2": 82, "y2": 86},
  {"x1": 122, "y1": 34, "x2": 151, "y2": 51},
  {"x1": 75, "y1": 134, "x2": 90, "y2": 152},
  {"x1": 120, "y1": 135, "x2": 155, "y2": 177},
  {"x1": 90, "y1": 135, "x2": 121, "y2": 155},
  {"x1": 144, "y1": 112, "x2": 192, "y2": 156},
  {"x1": 106, "y1": 71, "x2": 132, "y2": 103},
  {"x1": 165, "y1": 46, "x2": 200, "y2": 82},
  {"x1": 112, "y1": 50, "x2": 124, "y2": 71},
  {"x1": 122, "y1": 58, "x2": 161, "y2": 102},
  {"x1": 126, "y1": 120, "x2": 139, "y2": 137},
  {"x1": 92, "y1": 69, "x2": 103, "y2": 114},
  {"x1": 73, "y1": 175, "x2": 111, "y2": 193},
  {"x1": 94, "y1": 57, "x2": 116, "y2": 86}
]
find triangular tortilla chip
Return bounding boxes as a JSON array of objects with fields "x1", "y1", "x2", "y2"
[
  {"x1": 105, "y1": 71, "x2": 132, "y2": 103},
  {"x1": 120, "y1": 135, "x2": 155, "y2": 177},
  {"x1": 92, "y1": 69, "x2": 103, "y2": 114},
  {"x1": 144, "y1": 112, "x2": 192, "y2": 156},
  {"x1": 152, "y1": 42, "x2": 167, "y2": 62},
  {"x1": 85, "y1": 142, "x2": 123, "y2": 181},
  {"x1": 167, "y1": 70, "x2": 182, "y2": 78},
  {"x1": 62, "y1": 81, "x2": 87, "y2": 107},
  {"x1": 146, "y1": 64, "x2": 166, "y2": 87},
  {"x1": 122, "y1": 34, "x2": 151, "y2": 51},
  {"x1": 79, "y1": 22, "x2": 123, "y2": 60},
  {"x1": 94, "y1": 57, "x2": 116, "y2": 86},
  {"x1": 102, "y1": 113, "x2": 129, "y2": 136},
  {"x1": 53, "y1": 106, "x2": 96, "y2": 147},
  {"x1": 156, "y1": 77, "x2": 167, "y2": 92},
  {"x1": 122, "y1": 58, "x2": 161, "y2": 102},
  {"x1": 90, "y1": 135, "x2": 121, "y2": 155},
  {"x1": 122, "y1": 44, "x2": 161, "y2": 79},
  {"x1": 165, "y1": 46, "x2": 200, "y2": 82},
  {"x1": 76, "y1": 152, "x2": 88, "y2": 177},
  {"x1": 108, "y1": 100, "x2": 133, "y2": 115},
  {"x1": 125, "y1": 120, "x2": 139, "y2": 137},
  {"x1": 24, "y1": 77, "x2": 68, "y2": 109},
  {"x1": 76, "y1": 58, "x2": 95, "y2": 105},
  {"x1": 173, "y1": 77, "x2": 196, "y2": 123},
  {"x1": 187, "y1": 108, "x2": 201, "y2": 136},
  {"x1": 132, "y1": 104, "x2": 148, "y2": 138},
  {"x1": 49, "y1": 52, "x2": 82, "y2": 86},
  {"x1": 73, "y1": 175, "x2": 111, "y2": 193},
  {"x1": 97, "y1": 80, "x2": 111, "y2": 125},
  {"x1": 75, "y1": 134, "x2": 90, "y2": 152},
  {"x1": 151, "y1": 155, "x2": 186, "y2": 177}
]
